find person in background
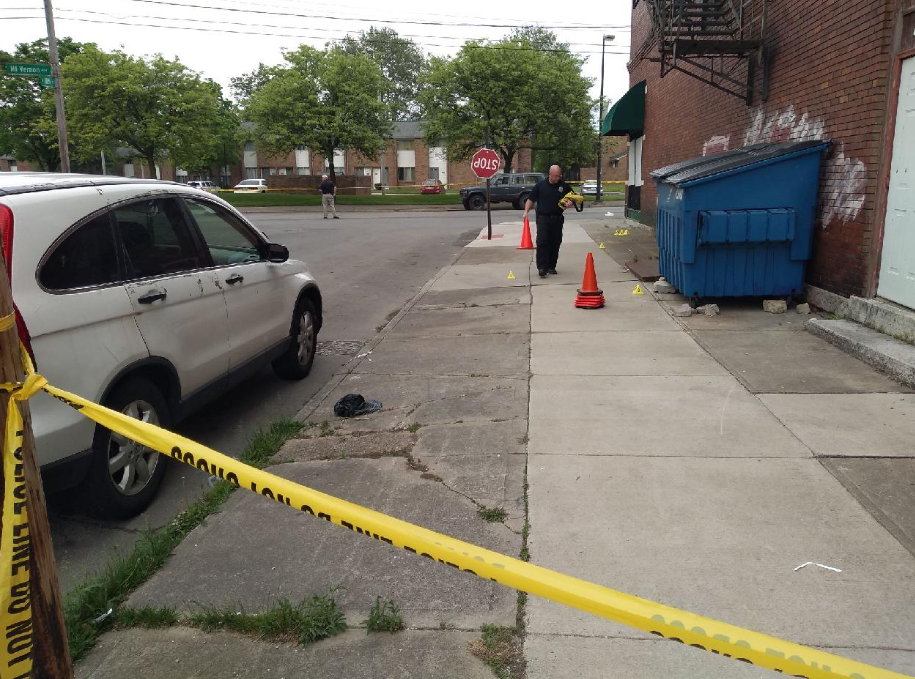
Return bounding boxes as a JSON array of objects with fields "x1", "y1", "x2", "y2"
[
  {"x1": 320, "y1": 174, "x2": 339, "y2": 219},
  {"x1": 523, "y1": 165, "x2": 574, "y2": 277}
]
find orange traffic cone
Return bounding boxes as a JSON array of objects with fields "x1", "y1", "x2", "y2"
[
  {"x1": 518, "y1": 216, "x2": 535, "y2": 250},
  {"x1": 574, "y1": 253, "x2": 605, "y2": 309}
]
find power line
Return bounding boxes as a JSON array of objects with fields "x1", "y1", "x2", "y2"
[
  {"x1": 116, "y1": 0, "x2": 631, "y2": 31},
  {"x1": 3, "y1": 14, "x2": 633, "y2": 55},
  {"x1": 49, "y1": 7, "x2": 630, "y2": 48}
]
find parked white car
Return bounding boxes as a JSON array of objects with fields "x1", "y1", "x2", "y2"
[
  {"x1": 0, "y1": 173, "x2": 322, "y2": 518},
  {"x1": 187, "y1": 180, "x2": 220, "y2": 194},
  {"x1": 233, "y1": 179, "x2": 268, "y2": 194},
  {"x1": 581, "y1": 180, "x2": 598, "y2": 196}
]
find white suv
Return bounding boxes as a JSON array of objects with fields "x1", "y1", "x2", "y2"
[{"x1": 0, "y1": 173, "x2": 323, "y2": 518}]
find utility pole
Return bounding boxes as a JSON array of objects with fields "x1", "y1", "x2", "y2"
[
  {"x1": 596, "y1": 34, "x2": 614, "y2": 203},
  {"x1": 43, "y1": 0, "x2": 70, "y2": 173},
  {"x1": 0, "y1": 258, "x2": 74, "y2": 679}
]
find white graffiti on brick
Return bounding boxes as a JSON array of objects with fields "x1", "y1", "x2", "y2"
[
  {"x1": 744, "y1": 104, "x2": 826, "y2": 145},
  {"x1": 822, "y1": 146, "x2": 867, "y2": 227},
  {"x1": 702, "y1": 135, "x2": 731, "y2": 156},
  {"x1": 743, "y1": 105, "x2": 866, "y2": 226}
]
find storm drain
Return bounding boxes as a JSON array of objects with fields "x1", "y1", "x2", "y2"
[{"x1": 316, "y1": 340, "x2": 364, "y2": 356}]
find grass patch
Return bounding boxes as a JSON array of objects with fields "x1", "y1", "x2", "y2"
[
  {"x1": 114, "y1": 606, "x2": 178, "y2": 629},
  {"x1": 478, "y1": 506, "x2": 508, "y2": 523},
  {"x1": 64, "y1": 418, "x2": 306, "y2": 662},
  {"x1": 192, "y1": 594, "x2": 346, "y2": 644},
  {"x1": 364, "y1": 597, "x2": 405, "y2": 634},
  {"x1": 221, "y1": 193, "x2": 457, "y2": 208},
  {"x1": 242, "y1": 419, "x2": 306, "y2": 467},
  {"x1": 406, "y1": 422, "x2": 422, "y2": 433},
  {"x1": 470, "y1": 624, "x2": 525, "y2": 679}
]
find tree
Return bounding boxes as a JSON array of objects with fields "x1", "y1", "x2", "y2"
[
  {"x1": 63, "y1": 47, "x2": 222, "y2": 175},
  {"x1": 172, "y1": 88, "x2": 241, "y2": 176},
  {"x1": 339, "y1": 27, "x2": 426, "y2": 121},
  {"x1": 0, "y1": 38, "x2": 93, "y2": 170},
  {"x1": 229, "y1": 62, "x2": 282, "y2": 106},
  {"x1": 245, "y1": 45, "x2": 390, "y2": 177},
  {"x1": 420, "y1": 30, "x2": 594, "y2": 175}
]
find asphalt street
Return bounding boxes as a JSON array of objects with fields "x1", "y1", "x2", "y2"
[{"x1": 47, "y1": 207, "x2": 518, "y2": 591}]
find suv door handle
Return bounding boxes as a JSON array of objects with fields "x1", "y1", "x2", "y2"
[
  {"x1": 137, "y1": 288, "x2": 167, "y2": 304},
  {"x1": 226, "y1": 273, "x2": 244, "y2": 285}
]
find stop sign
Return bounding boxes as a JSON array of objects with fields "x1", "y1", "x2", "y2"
[{"x1": 470, "y1": 148, "x2": 501, "y2": 179}]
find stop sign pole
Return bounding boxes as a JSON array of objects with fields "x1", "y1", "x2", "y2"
[{"x1": 470, "y1": 147, "x2": 500, "y2": 240}]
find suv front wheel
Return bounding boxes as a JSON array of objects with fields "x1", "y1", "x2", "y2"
[
  {"x1": 466, "y1": 193, "x2": 486, "y2": 211},
  {"x1": 81, "y1": 377, "x2": 170, "y2": 519},
  {"x1": 273, "y1": 296, "x2": 318, "y2": 379}
]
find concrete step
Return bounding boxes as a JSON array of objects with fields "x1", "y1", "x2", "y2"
[{"x1": 807, "y1": 318, "x2": 915, "y2": 389}]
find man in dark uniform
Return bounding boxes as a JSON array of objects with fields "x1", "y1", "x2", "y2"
[{"x1": 523, "y1": 165, "x2": 574, "y2": 277}]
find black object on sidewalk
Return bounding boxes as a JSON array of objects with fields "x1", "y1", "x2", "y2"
[{"x1": 333, "y1": 394, "x2": 382, "y2": 418}]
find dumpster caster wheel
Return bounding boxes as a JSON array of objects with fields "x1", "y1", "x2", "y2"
[
  {"x1": 689, "y1": 296, "x2": 701, "y2": 309},
  {"x1": 785, "y1": 294, "x2": 794, "y2": 309}
]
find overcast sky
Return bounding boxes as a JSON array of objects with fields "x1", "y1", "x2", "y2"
[{"x1": 3, "y1": 0, "x2": 634, "y2": 112}]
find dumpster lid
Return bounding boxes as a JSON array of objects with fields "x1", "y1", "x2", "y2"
[{"x1": 650, "y1": 141, "x2": 831, "y2": 186}]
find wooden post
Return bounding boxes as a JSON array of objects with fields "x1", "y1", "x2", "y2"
[{"x1": 0, "y1": 257, "x2": 73, "y2": 678}]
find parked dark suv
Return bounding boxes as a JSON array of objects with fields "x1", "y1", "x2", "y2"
[{"x1": 460, "y1": 172, "x2": 545, "y2": 210}]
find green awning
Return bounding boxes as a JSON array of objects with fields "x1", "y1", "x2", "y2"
[{"x1": 601, "y1": 80, "x2": 645, "y2": 137}]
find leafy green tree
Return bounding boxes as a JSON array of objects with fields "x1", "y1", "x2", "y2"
[
  {"x1": 0, "y1": 38, "x2": 93, "y2": 170},
  {"x1": 339, "y1": 27, "x2": 426, "y2": 121},
  {"x1": 172, "y1": 88, "x2": 241, "y2": 176},
  {"x1": 229, "y1": 62, "x2": 282, "y2": 106},
  {"x1": 420, "y1": 30, "x2": 594, "y2": 174},
  {"x1": 245, "y1": 45, "x2": 390, "y2": 177},
  {"x1": 63, "y1": 47, "x2": 222, "y2": 175}
]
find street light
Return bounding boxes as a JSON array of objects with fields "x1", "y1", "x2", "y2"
[{"x1": 596, "y1": 33, "x2": 615, "y2": 203}]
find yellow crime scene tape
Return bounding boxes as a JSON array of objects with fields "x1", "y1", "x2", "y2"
[{"x1": 0, "y1": 332, "x2": 912, "y2": 679}]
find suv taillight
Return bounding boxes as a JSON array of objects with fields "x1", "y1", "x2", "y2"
[{"x1": 0, "y1": 205, "x2": 36, "y2": 368}]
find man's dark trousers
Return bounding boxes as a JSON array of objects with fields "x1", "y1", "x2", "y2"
[{"x1": 536, "y1": 213, "x2": 564, "y2": 272}]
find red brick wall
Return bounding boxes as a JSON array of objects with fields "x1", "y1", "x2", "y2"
[
  {"x1": 629, "y1": 0, "x2": 896, "y2": 297},
  {"x1": 579, "y1": 138, "x2": 629, "y2": 182}
]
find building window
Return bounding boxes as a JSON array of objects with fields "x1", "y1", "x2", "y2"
[
  {"x1": 396, "y1": 140, "x2": 414, "y2": 152},
  {"x1": 123, "y1": 163, "x2": 134, "y2": 178},
  {"x1": 429, "y1": 167, "x2": 439, "y2": 180},
  {"x1": 397, "y1": 167, "x2": 415, "y2": 182},
  {"x1": 268, "y1": 167, "x2": 278, "y2": 176},
  {"x1": 9, "y1": 161, "x2": 18, "y2": 172},
  {"x1": 246, "y1": 168, "x2": 259, "y2": 179},
  {"x1": 297, "y1": 167, "x2": 311, "y2": 175},
  {"x1": 354, "y1": 167, "x2": 373, "y2": 177}
]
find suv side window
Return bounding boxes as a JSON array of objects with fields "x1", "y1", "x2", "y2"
[
  {"x1": 182, "y1": 198, "x2": 263, "y2": 266},
  {"x1": 511, "y1": 175, "x2": 528, "y2": 185},
  {"x1": 113, "y1": 198, "x2": 203, "y2": 279},
  {"x1": 39, "y1": 213, "x2": 122, "y2": 290}
]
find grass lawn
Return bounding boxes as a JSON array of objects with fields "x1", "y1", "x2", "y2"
[{"x1": 220, "y1": 192, "x2": 458, "y2": 207}]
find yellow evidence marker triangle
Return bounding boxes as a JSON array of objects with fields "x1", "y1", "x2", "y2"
[
  {"x1": 599, "y1": 242, "x2": 606, "y2": 249},
  {"x1": 632, "y1": 283, "x2": 644, "y2": 295},
  {"x1": 507, "y1": 271, "x2": 516, "y2": 280}
]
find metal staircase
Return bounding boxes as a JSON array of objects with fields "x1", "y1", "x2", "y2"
[{"x1": 642, "y1": 0, "x2": 768, "y2": 104}]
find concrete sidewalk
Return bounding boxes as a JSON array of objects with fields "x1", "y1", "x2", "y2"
[
  {"x1": 75, "y1": 214, "x2": 915, "y2": 678},
  {"x1": 522, "y1": 218, "x2": 915, "y2": 678}
]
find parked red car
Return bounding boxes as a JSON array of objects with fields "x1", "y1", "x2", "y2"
[{"x1": 420, "y1": 179, "x2": 445, "y2": 194}]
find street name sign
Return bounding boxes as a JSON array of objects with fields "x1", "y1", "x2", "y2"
[{"x1": 5, "y1": 63, "x2": 51, "y2": 76}]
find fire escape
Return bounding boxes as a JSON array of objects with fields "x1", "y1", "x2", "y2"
[{"x1": 642, "y1": 0, "x2": 769, "y2": 104}]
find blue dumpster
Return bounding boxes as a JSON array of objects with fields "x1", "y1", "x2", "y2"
[{"x1": 651, "y1": 141, "x2": 831, "y2": 302}]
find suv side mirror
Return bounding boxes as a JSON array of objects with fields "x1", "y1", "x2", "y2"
[{"x1": 264, "y1": 243, "x2": 289, "y2": 263}]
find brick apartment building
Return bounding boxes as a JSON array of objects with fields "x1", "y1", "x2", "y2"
[
  {"x1": 608, "y1": 0, "x2": 915, "y2": 313},
  {"x1": 232, "y1": 121, "x2": 536, "y2": 190}
]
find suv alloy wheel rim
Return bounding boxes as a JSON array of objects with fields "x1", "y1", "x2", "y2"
[
  {"x1": 108, "y1": 400, "x2": 160, "y2": 496},
  {"x1": 297, "y1": 310, "x2": 315, "y2": 365}
]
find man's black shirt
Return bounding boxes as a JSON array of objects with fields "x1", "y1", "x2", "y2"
[
  {"x1": 319, "y1": 180, "x2": 335, "y2": 195},
  {"x1": 528, "y1": 178, "x2": 573, "y2": 216}
]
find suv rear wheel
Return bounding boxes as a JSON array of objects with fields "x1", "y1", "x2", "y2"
[
  {"x1": 513, "y1": 192, "x2": 530, "y2": 210},
  {"x1": 81, "y1": 377, "x2": 170, "y2": 519}
]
